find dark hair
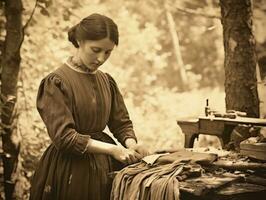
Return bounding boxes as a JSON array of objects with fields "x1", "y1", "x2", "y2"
[{"x1": 68, "y1": 13, "x2": 119, "y2": 48}]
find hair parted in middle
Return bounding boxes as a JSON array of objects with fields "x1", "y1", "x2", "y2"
[{"x1": 68, "y1": 13, "x2": 119, "y2": 48}]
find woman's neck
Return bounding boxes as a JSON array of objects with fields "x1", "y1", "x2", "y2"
[{"x1": 66, "y1": 56, "x2": 97, "y2": 74}]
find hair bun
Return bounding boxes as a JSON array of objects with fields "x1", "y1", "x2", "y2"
[{"x1": 68, "y1": 24, "x2": 79, "y2": 48}]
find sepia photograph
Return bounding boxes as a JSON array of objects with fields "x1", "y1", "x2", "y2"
[{"x1": 0, "y1": 0, "x2": 266, "y2": 199}]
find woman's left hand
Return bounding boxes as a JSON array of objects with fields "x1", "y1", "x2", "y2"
[
  {"x1": 129, "y1": 144, "x2": 150, "y2": 158},
  {"x1": 125, "y1": 138, "x2": 150, "y2": 158}
]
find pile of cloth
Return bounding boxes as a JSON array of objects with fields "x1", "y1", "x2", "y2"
[{"x1": 110, "y1": 149, "x2": 217, "y2": 200}]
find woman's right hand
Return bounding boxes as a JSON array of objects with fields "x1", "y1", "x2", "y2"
[{"x1": 110, "y1": 145, "x2": 142, "y2": 165}]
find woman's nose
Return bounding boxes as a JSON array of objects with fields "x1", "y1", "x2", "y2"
[{"x1": 97, "y1": 53, "x2": 106, "y2": 63}]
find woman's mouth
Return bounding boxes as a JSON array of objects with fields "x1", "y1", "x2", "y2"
[{"x1": 91, "y1": 63, "x2": 101, "y2": 67}]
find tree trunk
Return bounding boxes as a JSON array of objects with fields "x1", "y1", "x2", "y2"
[
  {"x1": 165, "y1": 3, "x2": 188, "y2": 90},
  {"x1": 1, "y1": 0, "x2": 23, "y2": 199},
  {"x1": 220, "y1": 0, "x2": 259, "y2": 117}
]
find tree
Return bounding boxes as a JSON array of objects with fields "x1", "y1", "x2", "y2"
[
  {"x1": 219, "y1": 0, "x2": 259, "y2": 117},
  {"x1": 0, "y1": 0, "x2": 39, "y2": 199},
  {"x1": 1, "y1": 0, "x2": 23, "y2": 199}
]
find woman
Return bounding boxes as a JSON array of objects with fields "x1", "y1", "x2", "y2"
[{"x1": 30, "y1": 13, "x2": 149, "y2": 200}]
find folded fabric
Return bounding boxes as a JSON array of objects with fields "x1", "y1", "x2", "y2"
[
  {"x1": 142, "y1": 153, "x2": 170, "y2": 166},
  {"x1": 110, "y1": 149, "x2": 215, "y2": 200},
  {"x1": 155, "y1": 149, "x2": 218, "y2": 165},
  {"x1": 110, "y1": 162, "x2": 183, "y2": 200}
]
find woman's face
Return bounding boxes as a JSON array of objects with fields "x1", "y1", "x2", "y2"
[{"x1": 77, "y1": 37, "x2": 115, "y2": 72}]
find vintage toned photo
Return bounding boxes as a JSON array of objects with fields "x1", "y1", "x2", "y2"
[{"x1": 0, "y1": 0, "x2": 266, "y2": 199}]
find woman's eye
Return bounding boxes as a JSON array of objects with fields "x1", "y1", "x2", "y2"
[{"x1": 91, "y1": 47, "x2": 101, "y2": 53}]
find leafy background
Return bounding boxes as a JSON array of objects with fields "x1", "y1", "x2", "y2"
[{"x1": 1, "y1": 0, "x2": 266, "y2": 198}]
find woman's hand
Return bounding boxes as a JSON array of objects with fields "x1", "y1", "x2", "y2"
[
  {"x1": 128, "y1": 144, "x2": 150, "y2": 158},
  {"x1": 110, "y1": 145, "x2": 142, "y2": 165},
  {"x1": 125, "y1": 138, "x2": 150, "y2": 158}
]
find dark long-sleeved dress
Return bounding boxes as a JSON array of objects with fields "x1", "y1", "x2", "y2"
[{"x1": 29, "y1": 64, "x2": 137, "y2": 200}]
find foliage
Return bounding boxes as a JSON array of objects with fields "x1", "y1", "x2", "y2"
[{"x1": 0, "y1": 0, "x2": 265, "y2": 198}]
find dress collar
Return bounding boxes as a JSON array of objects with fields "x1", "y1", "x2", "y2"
[{"x1": 65, "y1": 57, "x2": 98, "y2": 75}]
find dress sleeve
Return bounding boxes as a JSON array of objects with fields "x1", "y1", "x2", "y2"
[
  {"x1": 106, "y1": 73, "x2": 137, "y2": 146},
  {"x1": 36, "y1": 73, "x2": 90, "y2": 155}
]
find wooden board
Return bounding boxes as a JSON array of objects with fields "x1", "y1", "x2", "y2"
[
  {"x1": 180, "y1": 178, "x2": 266, "y2": 200},
  {"x1": 179, "y1": 173, "x2": 241, "y2": 196},
  {"x1": 215, "y1": 182, "x2": 266, "y2": 195},
  {"x1": 199, "y1": 116, "x2": 266, "y2": 126},
  {"x1": 240, "y1": 142, "x2": 266, "y2": 161}
]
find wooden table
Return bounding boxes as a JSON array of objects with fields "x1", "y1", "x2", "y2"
[
  {"x1": 177, "y1": 116, "x2": 266, "y2": 148},
  {"x1": 178, "y1": 160, "x2": 266, "y2": 200},
  {"x1": 181, "y1": 182, "x2": 266, "y2": 200}
]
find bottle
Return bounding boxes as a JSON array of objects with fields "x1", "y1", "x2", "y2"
[{"x1": 205, "y1": 99, "x2": 210, "y2": 116}]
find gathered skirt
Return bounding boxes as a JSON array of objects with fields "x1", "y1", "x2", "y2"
[{"x1": 30, "y1": 133, "x2": 121, "y2": 200}]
